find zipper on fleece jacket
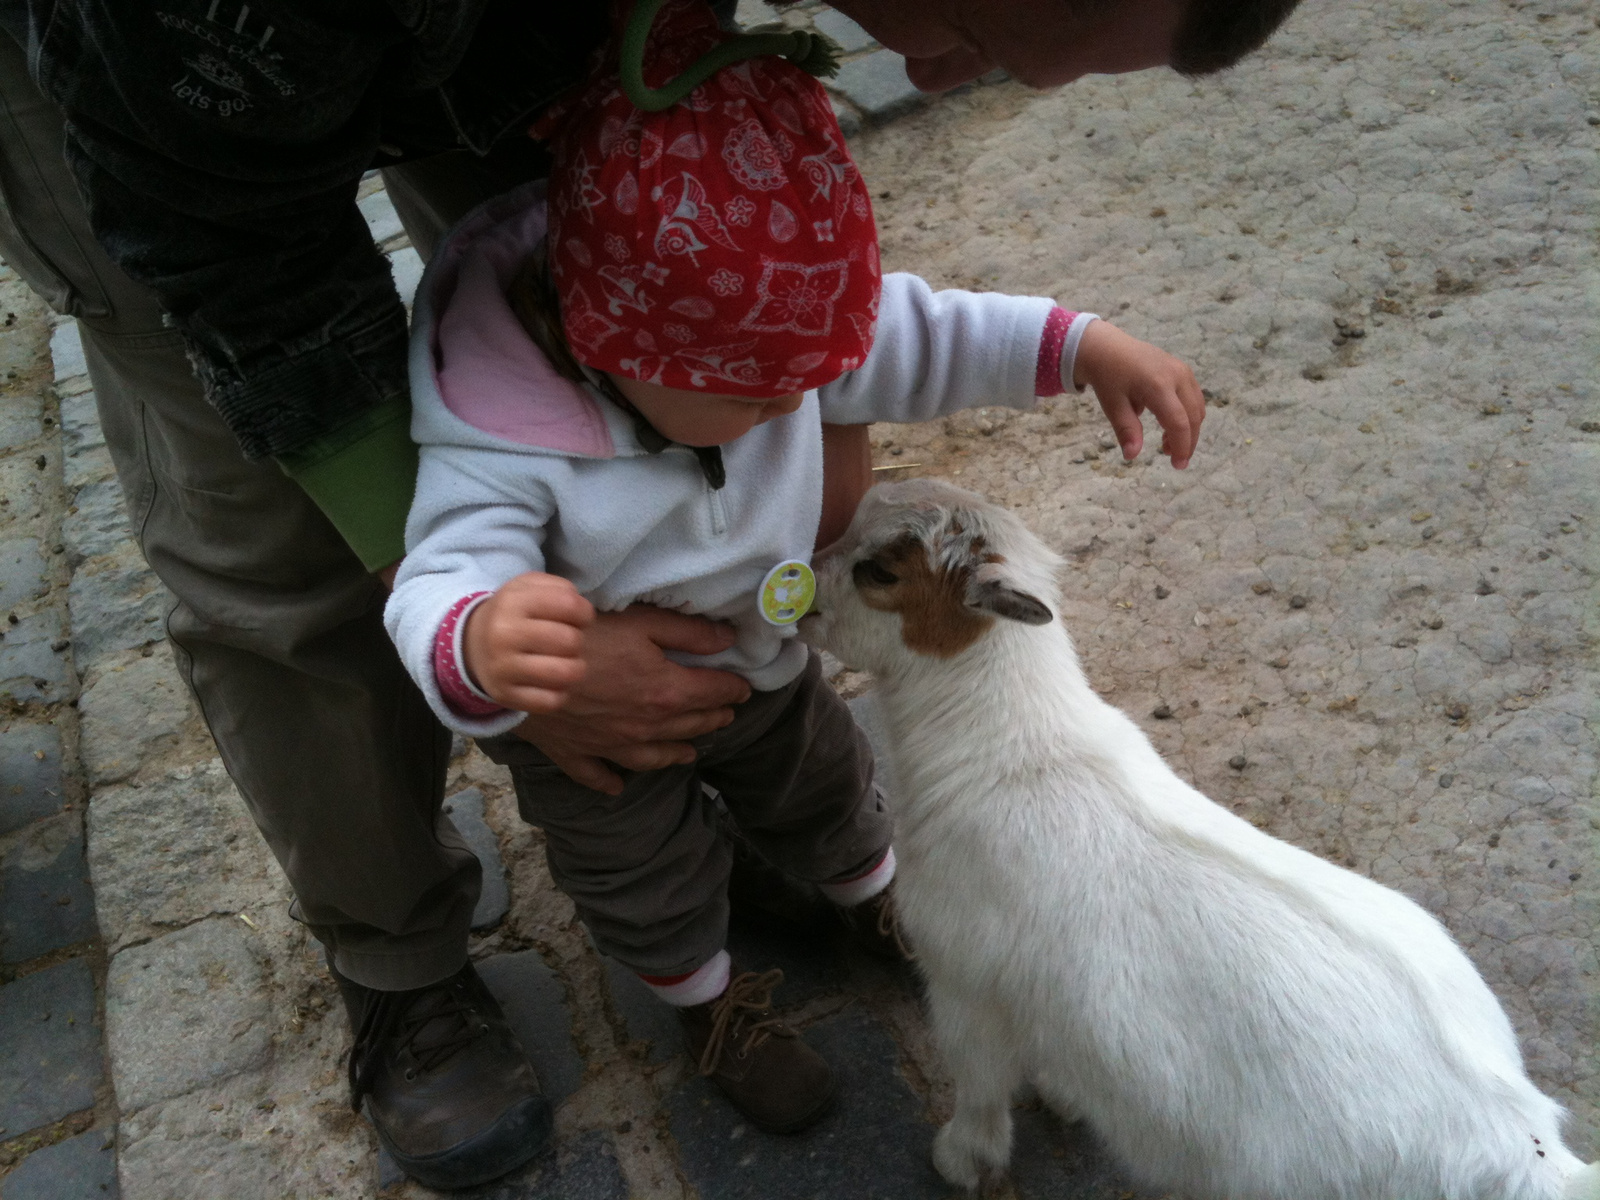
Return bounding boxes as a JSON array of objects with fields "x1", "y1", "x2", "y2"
[{"x1": 707, "y1": 480, "x2": 729, "y2": 535}]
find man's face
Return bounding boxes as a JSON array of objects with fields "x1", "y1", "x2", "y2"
[{"x1": 831, "y1": 0, "x2": 1185, "y2": 92}]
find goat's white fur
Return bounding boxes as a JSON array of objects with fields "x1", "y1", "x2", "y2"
[{"x1": 804, "y1": 480, "x2": 1597, "y2": 1200}]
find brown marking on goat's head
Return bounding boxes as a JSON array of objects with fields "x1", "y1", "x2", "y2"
[
  {"x1": 853, "y1": 537, "x2": 994, "y2": 658},
  {"x1": 965, "y1": 534, "x2": 1006, "y2": 566}
]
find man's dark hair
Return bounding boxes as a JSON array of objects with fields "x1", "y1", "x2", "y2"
[{"x1": 1171, "y1": 0, "x2": 1303, "y2": 75}]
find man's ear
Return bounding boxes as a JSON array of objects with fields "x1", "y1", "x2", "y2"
[{"x1": 967, "y1": 575, "x2": 1053, "y2": 626}]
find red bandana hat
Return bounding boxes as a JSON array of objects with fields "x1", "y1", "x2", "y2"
[{"x1": 538, "y1": 0, "x2": 880, "y2": 398}]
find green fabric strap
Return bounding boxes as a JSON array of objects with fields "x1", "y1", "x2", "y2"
[
  {"x1": 620, "y1": 0, "x2": 842, "y2": 112},
  {"x1": 275, "y1": 403, "x2": 417, "y2": 572}
]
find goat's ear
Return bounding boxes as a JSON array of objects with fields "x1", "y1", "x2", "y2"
[
  {"x1": 966, "y1": 582, "x2": 1056, "y2": 630},
  {"x1": 968, "y1": 578, "x2": 1053, "y2": 625}
]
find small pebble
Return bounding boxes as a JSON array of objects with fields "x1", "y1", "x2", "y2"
[
  {"x1": 1268, "y1": 656, "x2": 1290, "y2": 669},
  {"x1": 1438, "y1": 774, "x2": 1455, "y2": 789},
  {"x1": 1144, "y1": 534, "x2": 1156, "y2": 544},
  {"x1": 1475, "y1": 580, "x2": 1495, "y2": 595},
  {"x1": 1427, "y1": 308, "x2": 1444, "y2": 318},
  {"x1": 1289, "y1": 594, "x2": 1308, "y2": 608},
  {"x1": 1251, "y1": 581, "x2": 1274, "y2": 595},
  {"x1": 1445, "y1": 703, "x2": 1468, "y2": 721},
  {"x1": 33, "y1": 454, "x2": 46, "y2": 469},
  {"x1": 1152, "y1": 704, "x2": 1173, "y2": 719},
  {"x1": 1353, "y1": 539, "x2": 1368, "y2": 551},
  {"x1": 1421, "y1": 527, "x2": 1436, "y2": 540},
  {"x1": 1228, "y1": 755, "x2": 1249, "y2": 770},
  {"x1": 1154, "y1": 585, "x2": 1170, "y2": 599},
  {"x1": 1423, "y1": 616, "x2": 1444, "y2": 629}
]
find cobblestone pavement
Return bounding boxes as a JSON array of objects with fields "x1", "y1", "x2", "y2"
[{"x1": 0, "y1": 0, "x2": 1594, "y2": 1195}]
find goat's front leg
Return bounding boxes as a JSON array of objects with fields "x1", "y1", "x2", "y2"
[{"x1": 928, "y1": 984, "x2": 1022, "y2": 1192}]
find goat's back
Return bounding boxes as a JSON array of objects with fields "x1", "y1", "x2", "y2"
[{"x1": 890, "y1": 690, "x2": 1576, "y2": 1200}]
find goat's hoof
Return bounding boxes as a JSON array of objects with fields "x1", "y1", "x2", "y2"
[{"x1": 932, "y1": 1123, "x2": 1009, "y2": 1193}]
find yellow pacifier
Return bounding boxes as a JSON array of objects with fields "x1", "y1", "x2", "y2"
[{"x1": 758, "y1": 559, "x2": 816, "y2": 626}]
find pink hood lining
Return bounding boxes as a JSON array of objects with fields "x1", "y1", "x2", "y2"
[{"x1": 429, "y1": 184, "x2": 615, "y2": 458}]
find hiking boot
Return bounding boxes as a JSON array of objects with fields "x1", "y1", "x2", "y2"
[
  {"x1": 836, "y1": 884, "x2": 914, "y2": 963},
  {"x1": 335, "y1": 961, "x2": 551, "y2": 1191},
  {"x1": 678, "y1": 968, "x2": 836, "y2": 1133}
]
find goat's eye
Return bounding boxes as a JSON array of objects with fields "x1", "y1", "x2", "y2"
[{"x1": 853, "y1": 559, "x2": 899, "y2": 588}]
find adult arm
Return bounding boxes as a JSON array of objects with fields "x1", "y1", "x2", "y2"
[{"x1": 817, "y1": 422, "x2": 872, "y2": 551}]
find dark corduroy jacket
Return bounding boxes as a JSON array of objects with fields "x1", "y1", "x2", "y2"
[{"x1": 0, "y1": 0, "x2": 610, "y2": 566}]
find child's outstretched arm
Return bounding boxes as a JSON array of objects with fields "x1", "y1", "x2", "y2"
[
  {"x1": 817, "y1": 275, "x2": 1206, "y2": 468},
  {"x1": 1072, "y1": 320, "x2": 1206, "y2": 469}
]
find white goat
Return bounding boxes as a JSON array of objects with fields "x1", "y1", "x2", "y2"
[{"x1": 802, "y1": 479, "x2": 1596, "y2": 1200}]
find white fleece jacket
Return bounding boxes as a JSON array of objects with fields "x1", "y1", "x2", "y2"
[{"x1": 385, "y1": 181, "x2": 1054, "y2": 736}]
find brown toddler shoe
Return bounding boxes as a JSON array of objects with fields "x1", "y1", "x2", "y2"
[
  {"x1": 677, "y1": 968, "x2": 836, "y2": 1133},
  {"x1": 836, "y1": 883, "x2": 914, "y2": 963}
]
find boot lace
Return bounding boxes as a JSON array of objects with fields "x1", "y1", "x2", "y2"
[
  {"x1": 348, "y1": 975, "x2": 488, "y2": 1110},
  {"x1": 697, "y1": 969, "x2": 794, "y2": 1077},
  {"x1": 871, "y1": 888, "x2": 915, "y2": 961},
  {"x1": 841, "y1": 888, "x2": 915, "y2": 961}
]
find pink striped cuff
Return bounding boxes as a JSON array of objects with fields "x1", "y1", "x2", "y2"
[
  {"x1": 433, "y1": 593, "x2": 507, "y2": 718},
  {"x1": 639, "y1": 950, "x2": 731, "y2": 1007},
  {"x1": 818, "y1": 845, "x2": 896, "y2": 907},
  {"x1": 1035, "y1": 307, "x2": 1075, "y2": 396},
  {"x1": 1035, "y1": 307, "x2": 1100, "y2": 396}
]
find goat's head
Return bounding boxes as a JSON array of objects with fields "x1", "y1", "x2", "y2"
[{"x1": 802, "y1": 480, "x2": 1062, "y2": 676}]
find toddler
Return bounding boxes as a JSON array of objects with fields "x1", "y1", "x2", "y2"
[{"x1": 386, "y1": 0, "x2": 1203, "y2": 1134}]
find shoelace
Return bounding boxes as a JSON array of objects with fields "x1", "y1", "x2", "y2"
[
  {"x1": 872, "y1": 889, "x2": 915, "y2": 961},
  {"x1": 697, "y1": 969, "x2": 794, "y2": 1077},
  {"x1": 348, "y1": 978, "x2": 488, "y2": 1110},
  {"x1": 840, "y1": 889, "x2": 915, "y2": 961}
]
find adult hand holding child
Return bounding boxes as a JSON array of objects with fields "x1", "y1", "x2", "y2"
[{"x1": 509, "y1": 607, "x2": 752, "y2": 796}]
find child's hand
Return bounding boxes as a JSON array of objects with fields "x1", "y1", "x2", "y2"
[
  {"x1": 463, "y1": 573, "x2": 595, "y2": 714},
  {"x1": 1074, "y1": 321, "x2": 1206, "y2": 469}
]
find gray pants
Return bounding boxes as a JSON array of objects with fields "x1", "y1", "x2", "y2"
[
  {"x1": 0, "y1": 33, "x2": 546, "y2": 990},
  {"x1": 483, "y1": 651, "x2": 892, "y2": 978}
]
